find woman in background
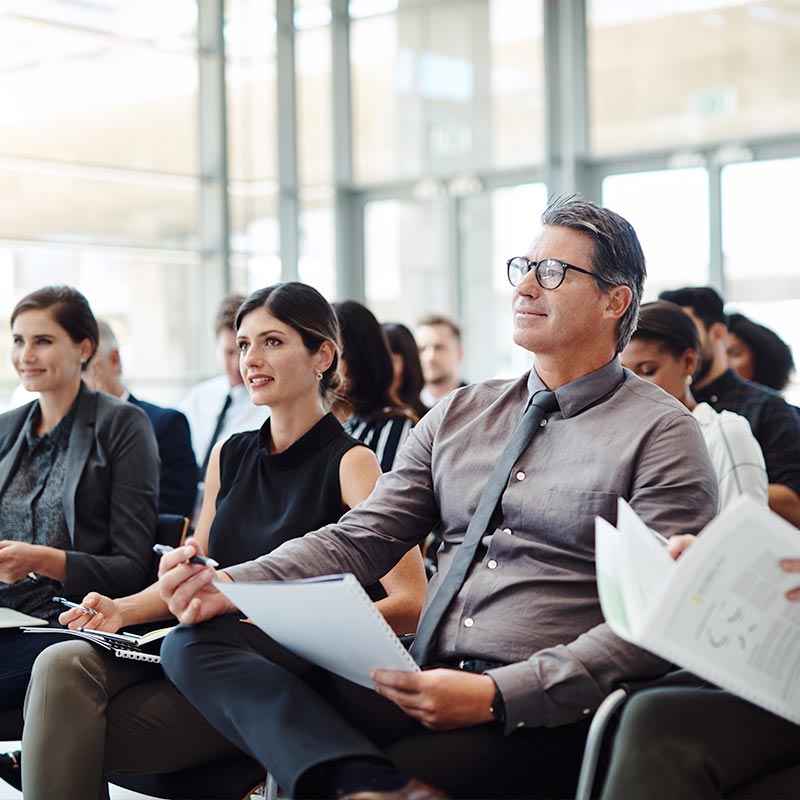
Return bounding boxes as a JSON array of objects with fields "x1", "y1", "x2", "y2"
[
  {"x1": 15, "y1": 282, "x2": 426, "y2": 799},
  {"x1": 333, "y1": 302, "x2": 417, "y2": 472},
  {"x1": 621, "y1": 300, "x2": 768, "y2": 510},
  {"x1": 0, "y1": 286, "x2": 158, "y2": 720},
  {"x1": 383, "y1": 322, "x2": 428, "y2": 420},
  {"x1": 727, "y1": 312, "x2": 795, "y2": 393}
]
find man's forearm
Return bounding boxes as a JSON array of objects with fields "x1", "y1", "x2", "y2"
[{"x1": 768, "y1": 484, "x2": 800, "y2": 528}]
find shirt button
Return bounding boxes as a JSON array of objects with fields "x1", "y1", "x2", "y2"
[
  {"x1": 487, "y1": 560, "x2": 498, "y2": 569},
  {"x1": 539, "y1": 418, "x2": 547, "y2": 427},
  {"x1": 582, "y1": 708, "x2": 591, "y2": 715},
  {"x1": 516, "y1": 721, "x2": 525, "y2": 728},
  {"x1": 503, "y1": 527, "x2": 513, "y2": 535},
  {"x1": 463, "y1": 618, "x2": 474, "y2": 628},
  {"x1": 515, "y1": 471, "x2": 525, "y2": 481}
]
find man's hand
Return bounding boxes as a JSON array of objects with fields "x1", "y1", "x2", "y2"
[
  {"x1": 157, "y1": 538, "x2": 236, "y2": 624},
  {"x1": 781, "y1": 558, "x2": 800, "y2": 601},
  {"x1": 59, "y1": 592, "x2": 123, "y2": 632},
  {"x1": 0, "y1": 541, "x2": 43, "y2": 583},
  {"x1": 666, "y1": 534, "x2": 696, "y2": 561},
  {"x1": 372, "y1": 668, "x2": 496, "y2": 730}
]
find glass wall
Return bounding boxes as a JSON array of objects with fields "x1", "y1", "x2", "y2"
[{"x1": 0, "y1": 0, "x2": 201, "y2": 406}]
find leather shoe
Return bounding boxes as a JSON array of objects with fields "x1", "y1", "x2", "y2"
[
  {"x1": 0, "y1": 750, "x2": 21, "y2": 791},
  {"x1": 346, "y1": 777, "x2": 450, "y2": 800}
]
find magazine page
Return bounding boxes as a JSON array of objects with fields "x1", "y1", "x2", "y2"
[
  {"x1": 216, "y1": 574, "x2": 420, "y2": 690},
  {"x1": 0, "y1": 607, "x2": 49, "y2": 629},
  {"x1": 595, "y1": 516, "x2": 632, "y2": 639},
  {"x1": 639, "y1": 497, "x2": 800, "y2": 724}
]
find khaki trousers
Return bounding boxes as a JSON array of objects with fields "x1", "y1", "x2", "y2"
[{"x1": 21, "y1": 640, "x2": 241, "y2": 800}]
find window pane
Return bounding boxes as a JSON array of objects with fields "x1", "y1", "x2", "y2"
[
  {"x1": 602, "y1": 168, "x2": 709, "y2": 299},
  {"x1": 461, "y1": 183, "x2": 548, "y2": 381},
  {"x1": 0, "y1": 166, "x2": 197, "y2": 250},
  {"x1": 297, "y1": 25, "x2": 333, "y2": 187},
  {"x1": 0, "y1": 246, "x2": 202, "y2": 408},
  {"x1": 588, "y1": 1, "x2": 800, "y2": 156},
  {"x1": 229, "y1": 185, "x2": 279, "y2": 256},
  {"x1": 722, "y1": 158, "x2": 800, "y2": 403},
  {"x1": 0, "y1": 16, "x2": 198, "y2": 175},
  {"x1": 364, "y1": 197, "x2": 449, "y2": 324},
  {"x1": 298, "y1": 189, "x2": 336, "y2": 300},
  {"x1": 351, "y1": 0, "x2": 544, "y2": 184}
]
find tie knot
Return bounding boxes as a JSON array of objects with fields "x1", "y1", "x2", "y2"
[{"x1": 530, "y1": 390, "x2": 559, "y2": 414}]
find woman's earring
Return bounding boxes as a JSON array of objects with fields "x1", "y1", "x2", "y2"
[
  {"x1": 316, "y1": 372, "x2": 323, "y2": 382},
  {"x1": 685, "y1": 375, "x2": 693, "y2": 386}
]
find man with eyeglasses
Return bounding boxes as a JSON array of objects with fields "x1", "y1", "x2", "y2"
[{"x1": 156, "y1": 196, "x2": 717, "y2": 800}]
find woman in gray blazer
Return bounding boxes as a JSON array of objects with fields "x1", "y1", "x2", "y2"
[{"x1": 0, "y1": 286, "x2": 159, "y2": 716}]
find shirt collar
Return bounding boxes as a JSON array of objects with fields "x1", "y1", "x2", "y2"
[{"x1": 526, "y1": 357, "x2": 625, "y2": 418}]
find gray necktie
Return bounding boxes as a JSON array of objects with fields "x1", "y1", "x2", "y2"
[{"x1": 409, "y1": 389, "x2": 560, "y2": 666}]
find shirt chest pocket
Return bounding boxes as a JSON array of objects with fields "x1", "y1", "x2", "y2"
[{"x1": 542, "y1": 488, "x2": 618, "y2": 554}]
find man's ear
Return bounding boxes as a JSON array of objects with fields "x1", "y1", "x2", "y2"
[
  {"x1": 603, "y1": 285, "x2": 633, "y2": 321},
  {"x1": 110, "y1": 349, "x2": 122, "y2": 375},
  {"x1": 708, "y1": 321, "x2": 728, "y2": 344}
]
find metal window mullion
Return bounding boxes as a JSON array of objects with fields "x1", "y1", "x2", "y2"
[
  {"x1": 197, "y1": 0, "x2": 229, "y2": 375},
  {"x1": 277, "y1": 0, "x2": 299, "y2": 281},
  {"x1": 708, "y1": 157, "x2": 724, "y2": 295},
  {"x1": 331, "y1": 0, "x2": 360, "y2": 300}
]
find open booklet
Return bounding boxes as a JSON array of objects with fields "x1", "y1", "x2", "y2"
[
  {"x1": 216, "y1": 573, "x2": 420, "y2": 690},
  {"x1": 0, "y1": 607, "x2": 50, "y2": 629},
  {"x1": 595, "y1": 495, "x2": 800, "y2": 725},
  {"x1": 21, "y1": 625, "x2": 173, "y2": 664}
]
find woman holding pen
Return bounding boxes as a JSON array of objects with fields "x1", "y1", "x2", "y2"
[
  {"x1": 0, "y1": 286, "x2": 158, "y2": 717},
  {"x1": 7, "y1": 283, "x2": 427, "y2": 798}
]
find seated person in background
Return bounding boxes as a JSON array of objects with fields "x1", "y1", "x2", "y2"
[
  {"x1": 85, "y1": 320, "x2": 198, "y2": 519},
  {"x1": 727, "y1": 311, "x2": 796, "y2": 393},
  {"x1": 415, "y1": 313, "x2": 466, "y2": 408},
  {"x1": 600, "y1": 539, "x2": 800, "y2": 800},
  {"x1": 0, "y1": 286, "x2": 158, "y2": 716},
  {"x1": 660, "y1": 287, "x2": 800, "y2": 527},
  {"x1": 155, "y1": 197, "x2": 718, "y2": 800},
  {"x1": 180, "y1": 293, "x2": 270, "y2": 477},
  {"x1": 333, "y1": 301, "x2": 418, "y2": 472},
  {"x1": 621, "y1": 300, "x2": 768, "y2": 509},
  {"x1": 14, "y1": 282, "x2": 426, "y2": 800},
  {"x1": 383, "y1": 322, "x2": 429, "y2": 421}
]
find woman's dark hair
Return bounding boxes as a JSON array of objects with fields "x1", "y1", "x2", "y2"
[
  {"x1": 236, "y1": 282, "x2": 343, "y2": 402},
  {"x1": 11, "y1": 285, "x2": 99, "y2": 370},
  {"x1": 630, "y1": 301, "x2": 699, "y2": 360},
  {"x1": 333, "y1": 301, "x2": 416, "y2": 423},
  {"x1": 727, "y1": 312, "x2": 795, "y2": 392},
  {"x1": 382, "y1": 322, "x2": 427, "y2": 420}
]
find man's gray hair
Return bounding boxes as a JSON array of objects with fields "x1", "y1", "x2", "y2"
[
  {"x1": 541, "y1": 195, "x2": 646, "y2": 353},
  {"x1": 96, "y1": 319, "x2": 120, "y2": 357}
]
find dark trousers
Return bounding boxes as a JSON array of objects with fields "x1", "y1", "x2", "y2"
[
  {"x1": 161, "y1": 615, "x2": 590, "y2": 799},
  {"x1": 0, "y1": 628, "x2": 63, "y2": 712},
  {"x1": 600, "y1": 687, "x2": 800, "y2": 799}
]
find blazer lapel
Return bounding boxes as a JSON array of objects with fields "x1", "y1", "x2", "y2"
[
  {"x1": 0, "y1": 403, "x2": 37, "y2": 498},
  {"x1": 63, "y1": 385, "x2": 97, "y2": 544}
]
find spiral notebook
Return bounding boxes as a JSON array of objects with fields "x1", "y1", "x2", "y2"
[
  {"x1": 20, "y1": 625, "x2": 172, "y2": 664},
  {"x1": 216, "y1": 574, "x2": 420, "y2": 689}
]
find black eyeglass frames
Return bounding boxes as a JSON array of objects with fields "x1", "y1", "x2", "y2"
[{"x1": 506, "y1": 256, "x2": 616, "y2": 290}]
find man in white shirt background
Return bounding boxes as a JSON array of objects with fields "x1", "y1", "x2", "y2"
[
  {"x1": 179, "y1": 293, "x2": 270, "y2": 481},
  {"x1": 415, "y1": 314, "x2": 466, "y2": 408}
]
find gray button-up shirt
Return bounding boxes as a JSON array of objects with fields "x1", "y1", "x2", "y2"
[{"x1": 227, "y1": 358, "x2": 718, "y2": 732}]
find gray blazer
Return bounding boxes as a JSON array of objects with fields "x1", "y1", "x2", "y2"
[{"x1": 0, "y1": 382, "x2": 159, "y2": 598}]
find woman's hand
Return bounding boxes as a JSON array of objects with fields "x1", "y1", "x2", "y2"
[
  {"x1": 0, "y1": 541, "x2": 45, "y2": 583},
  {"x1": 58, "y1": 592, "x2": 124, "y2": 632},
  {"x1": 157, "y1": 538, "x2": 236, "y2": 624},
  {"x1": 781, "y1": 559, "x2": 800, "y2": 601}
]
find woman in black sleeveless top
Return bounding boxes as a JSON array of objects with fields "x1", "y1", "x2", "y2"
[{"x1": 13, "y1": 283, "x2": 426, "y2": 799}]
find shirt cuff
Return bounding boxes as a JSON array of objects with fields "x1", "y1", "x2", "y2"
[{"x1": 485, "y1": 661, "x2": 545, "y2": 736}]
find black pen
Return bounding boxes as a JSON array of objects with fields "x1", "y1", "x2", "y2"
[
  {"x1": 152, "y1": 543, "x2": 219, "y2": 569},
  {"x1": 52, "y1": 596, "x2": 98, "y2": 616}
]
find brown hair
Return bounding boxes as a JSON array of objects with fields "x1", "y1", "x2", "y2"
[
  {"x1": 236, "y1": 283, "x2": 343, "y2": 403},
  {"x1": 11, "y1": 285, "x2": 99, "y2": 370}
]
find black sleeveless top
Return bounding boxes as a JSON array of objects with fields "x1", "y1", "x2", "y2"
[{"x1": 207, "y1": 413, "x2": 361, "y2": 568}]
